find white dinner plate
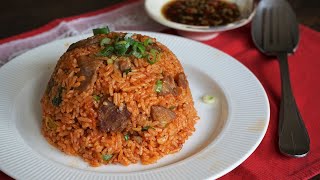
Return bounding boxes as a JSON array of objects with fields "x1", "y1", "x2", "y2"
[{"x1": 0, "y1": 32, "x2": 269, "y2": 180}]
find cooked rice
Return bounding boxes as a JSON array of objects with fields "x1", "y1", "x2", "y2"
[{"x1": 41, "y1": 32, "x2": 199, "y2": 166}]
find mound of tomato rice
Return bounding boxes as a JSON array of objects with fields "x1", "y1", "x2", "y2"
[{"x1": 41, "y1": 28, "x2": 199, "y2": 166}]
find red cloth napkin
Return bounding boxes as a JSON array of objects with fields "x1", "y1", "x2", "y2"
[
  {"x1": 1, "y1": 1, "x2": 320, "y2": 179},
  {"x1": 212, "y1": 25, "x2": 320, "y2": 180}
]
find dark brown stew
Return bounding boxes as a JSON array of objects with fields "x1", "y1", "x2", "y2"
[{"x1": 162, "y1": 0, "x2": 241, "y2": 26}]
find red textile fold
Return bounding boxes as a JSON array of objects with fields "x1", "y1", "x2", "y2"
[{"x1": 211, "y1": 25, "x2": 320, "y2": 180}]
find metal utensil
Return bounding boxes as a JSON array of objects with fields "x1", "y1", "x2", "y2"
[{"x1": 251, "y1": 0, "x2": 310, "y2": 157}]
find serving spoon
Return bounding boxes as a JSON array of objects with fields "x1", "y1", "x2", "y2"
[{"x1": 251, "y1": 0, "x2": 310, "y2": 157}]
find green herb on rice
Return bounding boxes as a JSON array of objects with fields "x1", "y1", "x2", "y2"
[
  {"x1": 107, "y1": 59, "x2": 114, "y2": 64},
  {"x1": 124, "y1": 134, "x2": 130, "y2": 141},
  {"x1": 124, "y1": 33, "x2": 133, "y2": 40},
  {"x1": 97, "y1": 45, "x2": 114, "y2": 57},
  {"x1": 102, "y1": 154, "x2": 113, "y2": 161},
  {"x1": 93, "y1": 95, "x2": 101, "y2": 102},
  {"x1": 142, "y1": 126, "x2": 151, "y2": 131},
  {"x1": 132, "y1": 41, "x2": 146, "y2": 58},
  {"x1": 142, "y1": 126, "x2": 155, "y2": 131},
  {"x1": 52, "y1": 86, "x2": 64, "y2": 107},
  {"x1": 147, "y1": 49, "x2": 159, "y2": 64},
  {"x1": 114, "y1": 40, "x2": 130, "y2": 55},
  {"x1": 100, "y1": 37, "x2": 111, "y2": 47},
  {"x1": 155, "y1": 80, "x2": 163, "y2": 93},
  {"x1": 93, "y1": 27, "x2": 161, "y2": 64},
  {"x1": 93, "y1": 27, "x2": 110, "y2": 35},
  {"x1": 143, "y1": 38, "x2": 153, "y2": 46}
]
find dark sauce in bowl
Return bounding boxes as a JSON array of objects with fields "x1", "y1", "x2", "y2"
[{"x1": 162, "y1": 0, "x2": 241, "y2": 26}]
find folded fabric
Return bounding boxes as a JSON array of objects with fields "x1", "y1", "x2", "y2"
[{"x1": 212, "y1": 25, "x2": 320, "y2": 180}]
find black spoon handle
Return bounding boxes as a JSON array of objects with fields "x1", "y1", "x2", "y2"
[{"x1": 277, "y1": 53, "x2": 310, "y2": 157}]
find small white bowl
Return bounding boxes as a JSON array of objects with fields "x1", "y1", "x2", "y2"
[{"x1": 145, "y1": 0, "x2": 257, "y2": 41}]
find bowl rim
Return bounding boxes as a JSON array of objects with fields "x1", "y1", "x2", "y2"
[{"x1": 144, "y1": 0, "x2": 257, "y2": 33}]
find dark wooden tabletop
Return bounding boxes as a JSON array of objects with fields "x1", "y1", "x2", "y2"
[
  {"x1": 0, "y1": 0, "x2": 319, "y2": 179},
  {"x1": 0, "y1": 0, "x2": 123, "y2": 39}
]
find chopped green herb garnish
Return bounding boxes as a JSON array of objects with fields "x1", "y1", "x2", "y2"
[
  {"x1": 107, "y1": 59, "x2": 114, "y2": 65},
  {"x1": 52, "y1": 87, "x2": 63, "y2": 106},
  {"x1": 136, "y1": 43, "x2": 146, "y2": 54},
  {"x1": 169, "y1": 106, "x2": 176, "y2": 110},
  {"x1": 131, "y1": 41, "x2": 146, "y2": 58},
  {"x1": 100, "y1": 38, "x2": 111, "y2": 47},
  {"x1": 132, "y1": 51, "x2": 143, "y2": 58},
  {"x1": 114, "y1": 41, "x2": 130, "y2": 55},
  {"x1": 124, "y1": 68, "x2": 132, "y2": 75},
  {"x1": 155, "y1": 80, "x2": 163, "y2": 93},
  {"x1": 124, "y1": 33, "x2": 133, "y2": 40},
  {"x1": 93, "y1": 95, "x2": 100, "y2": 102},
  {"x1": 114, "y1": 35, "x2": 120, "y2": 43},
  {"x1": 93, "y1": 27, "x2": 110, "y2": 35},
  {"x1": 127, "y1": 38, "x2": 135, "y2": 46},
  {"x1": 202, "y1": 95, "x2": 216, "y2": 104},
  {"x1": 117, "y1": 40, "x2": 129, "y2": 46},
  {"x1": 144, "y1": 38, "x2": 153, "y2": 46},
  {"x1": 124, "y1": 33, "x2": 135, "y2": 45},
  {"x1": 97, "y1": 46, "x2": 114, "y2": 57},
  {"x1": 124, "y1": 134, "x2": 130, "y2": 141},
  {"x1": 142, "y1": 126, "x2": 151, "y2": 131},
  {"x1": 52, "y1": 97, "x2": 62, "y2": 106},
  {"x1": 94, "y1": 31, "x2": 160, "y2": 64},
  {"x1": 147, "y1": 49, "x2": 159, "y2": 64},
  {"x1": 102, "y1": 154, "x2": 113, "y2": 161}
]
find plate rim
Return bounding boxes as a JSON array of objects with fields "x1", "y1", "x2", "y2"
[{"x1": 0, "y1": 31, "x2": 270, "y2": 180}]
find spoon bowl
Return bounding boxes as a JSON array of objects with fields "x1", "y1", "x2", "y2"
[{"x1": 251, "y1": 0, "x2": 310, "y2": 157}]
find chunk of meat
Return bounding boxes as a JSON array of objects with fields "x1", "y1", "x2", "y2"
[
  {"x1": 76, "y1": 56, "x2": 102, "y2": 92},
  {"x1": 67, "y1": 36, "x2": 102, "y2": 52},
  {"x1": 159, "y1": 75, "x2": 178, "y2": 96},
  {"x1": 151, "y1": 105, "x2": 176, "y2": 127},
  {"x1": 175, "y1": 72, "x2": 188, "y2": 88},
  {"x1": 132, "y1": 136, "x2": 142, "y2": 144},
  {"x1": 118, "y1": 59, "x2": 132, "y2": 73},
  {"x1": 98, "y1": 98, "x2": 131, "y2": 132}
]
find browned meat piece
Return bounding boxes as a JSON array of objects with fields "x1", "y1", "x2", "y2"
[
  {"x1": 175, "y1": 72, "x2": 188, "y2": 88},
  {"x1": 159, "y1": 75, "x2": 178, "y2": 96},
  {"x1": 132, "y1": 136, "x2": 142, "y2": 144},
  {"x1": 76, "y1": 56, "x2": 102, "y2": 92},
  {"x1": 98, "y1": 98, "x2": 131, "y2": 132},
  {"x1": 151, "y1": 105, "x2": 176, "y2": 127},
  {"x1": 118, "y1": 59, "x2": 132, "y2": 73},
  {"x1": 67, "y1": 36, "x2": 102, "y2": 52}
]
